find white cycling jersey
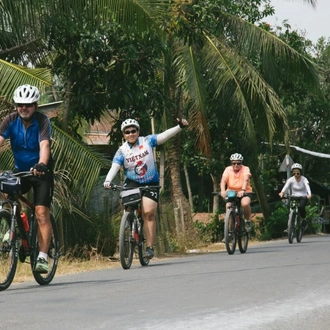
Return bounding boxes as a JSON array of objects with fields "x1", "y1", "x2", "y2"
[
  {"x1": 281, "y1": 175, "x2": 311, "y2": 197},
  {"x1": 105, "y1": 125, "x2": 182, "y2": 184}
]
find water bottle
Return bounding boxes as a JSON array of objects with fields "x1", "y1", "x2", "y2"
[{"x1": 21, "y1": 212, "x2": 29, "y2": 232}]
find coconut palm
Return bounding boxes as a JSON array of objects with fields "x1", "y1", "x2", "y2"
[{"x1": 0, "y1": 0, "x2": 321, "y2": 230}]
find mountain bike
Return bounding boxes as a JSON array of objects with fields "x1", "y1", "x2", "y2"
[
  {"x1": 287, "y1": 196, "x2": 306, "y2": 244},
  {"x1": 110, "y1": 184, "x2": 161, "y2": 269},
  {"x1": 222, "y1": 190, "x2": 254, "y2": 255},
  {"x1": 0, "y1": 171, "x2": 60, "y2": 291}
]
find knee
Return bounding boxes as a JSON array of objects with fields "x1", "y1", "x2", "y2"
[{"x1": 143, "y1": 211, "x2": 156, "y2": 222}]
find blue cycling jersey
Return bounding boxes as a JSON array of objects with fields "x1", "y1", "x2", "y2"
[{"x1": 0, "y1": 112, "x2": 52, "y2": 171}]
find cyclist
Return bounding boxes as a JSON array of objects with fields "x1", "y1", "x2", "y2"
[
  {"x1": 220, "y1": 153, "x2": 253, "y2": 231},
  {"x1": 104, "y1": 117, "x2": 189, "y2": 259},
  {"x1": 279, "y1": 163, "x2": 311, "y2": 231},
  {"x1": 0, "y1": 85, "x2": 54, "y2": 273}
]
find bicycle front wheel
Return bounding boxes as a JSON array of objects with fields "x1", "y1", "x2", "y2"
[
  {"x1": 238, "y1": 218, "x2": 249, "y2": 253},
  {"x1": 31, "y1": 213, "x2": 60, "y2": 285},
  {"x1": 0, "y1": 210, "x2": 18, "y2": 291},
  {"x1": 138, "y1": 219, "x2": 149, "y2": 266},
  {"x1": 224, "y1": 210, "x2": 236, "y2": 255},
  {"x1": 288, "y1": 211, "x2": 295, "y2": 244},
  {"x1": 296, "y1": 216, "x2": 303, "y2": 243},
  {"x1": 119, "y1": 211, "x2": 135, "y2": 269}
]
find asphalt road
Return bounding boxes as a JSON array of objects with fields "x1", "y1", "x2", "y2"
[{"x1": 1, "y1": 234, "x2": 330, "y2": 329}]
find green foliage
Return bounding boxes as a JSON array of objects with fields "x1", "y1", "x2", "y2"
[
  {"x1": 194, "y1": 213, "x2": 224, "y2": 243},
  {"x1": 258, "y1": 202, "x2": 287, "y2": 241}
]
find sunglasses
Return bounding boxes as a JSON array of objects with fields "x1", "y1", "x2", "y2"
[
  {"x1": 124, "y1": 129, "x2": 137, "y2": 135},
  {"x1": 293, "y1": 172, "x2": 300, "y2": 176},
  {"x1": 231, "y1": 162, "x2": 242, "y2": 166},
  {"x1": 16, "y1": 103, "x2": 34, "y2": 108}
]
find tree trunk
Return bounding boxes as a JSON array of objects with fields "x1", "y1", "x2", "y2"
[
  {"x1": 167, "y1": 137, "x2": 192, "y2": 234},
  {"x1": 251, "y1": 168, "x2": 270, "y2": 221},
  {"x1": 184, "y1": 163, "x2": 194, "y2": 213}
]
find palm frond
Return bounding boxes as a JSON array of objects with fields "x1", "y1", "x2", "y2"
[
  {"x1": 174, "y1": 42, "x2": 212, "y2": 157},
  {"x1": 216, "y1": 12, "x2": 320, "y2": 88},
  {"x1": 0, "y1": 60, "x2": 52, "y2": 101},
  {"x1": 52, "y1": 124, "x2": 110, "y2": 206}
]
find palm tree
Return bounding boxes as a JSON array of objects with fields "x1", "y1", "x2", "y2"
[{"x1": 0, "y1": 0, "x2": 321, "y2": 230}]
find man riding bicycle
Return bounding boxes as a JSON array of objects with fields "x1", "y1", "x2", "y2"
[
  {"x1": 104, "y1": 117, "x2": 188, "y2": 259},
  {"x1": 0, "y1": 85, "x2": 54, "y2": 273},
  {"x1": 279, "y1": 163, "x2": 311, "y2": 231},
  {"x1": 220, "y1": 153, "x2": 253, "y2": 232}
]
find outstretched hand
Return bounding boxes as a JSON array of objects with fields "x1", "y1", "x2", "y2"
[{"x1": 177, "y1": 118, "x2": 189, "y2": 128}]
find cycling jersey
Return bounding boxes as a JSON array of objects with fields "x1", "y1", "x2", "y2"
[
  {"x1": 112, "y1": 135, "x2": 159, "y2": 184},
  {"x1": 0, "y1": 112, "x2": 52, "y2": 171},
  {"x1": 221, "y1": 165, "x2": 253, "y2": 192},
  {"x1": 281, "y1": 176, "x2": 311, "y2": 197}
]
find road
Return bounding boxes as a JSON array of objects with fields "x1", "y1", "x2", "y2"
[{"x1": 1, "y1": 235, "x2": 330, "y2": 329}]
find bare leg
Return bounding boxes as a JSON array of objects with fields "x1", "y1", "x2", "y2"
[
  {"x1": 35, "y1": 205, "x2": 52, "y2": 254},
  {"x1": 241, "y1": 196, "x2": 251, "y2": 220},
  {"x1": 141, "y1": 196, "x2": 158, "y2": 247}
]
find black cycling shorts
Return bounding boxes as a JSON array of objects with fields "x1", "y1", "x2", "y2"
[
  {"x1": 124, "y1": 179, "x2": 160, "y2": 203},
  {"x1": 20, "y1": 171, "x2": 54, "y2": 208}
]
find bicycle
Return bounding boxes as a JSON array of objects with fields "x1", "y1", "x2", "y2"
[
  {"x1": 286, "y1": 196, "x2": 306, "y2": 244},
  {"x1": 110, "y1": 184, "x2": 161, "y2": 269},
  {"x1": 0, "y1": 170, "x2": 60, "y2": 291},
  {"x1": 221, "y1": 190, "x2": 253, "y2": 255}
]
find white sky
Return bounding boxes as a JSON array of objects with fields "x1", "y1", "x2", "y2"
[{"x1": 267, "y1": 0, "x2": 330, "y2": 43}]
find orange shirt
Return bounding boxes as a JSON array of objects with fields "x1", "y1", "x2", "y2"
[{"x1": 221, "y1": 165, "x2": 252, "y2": 192}]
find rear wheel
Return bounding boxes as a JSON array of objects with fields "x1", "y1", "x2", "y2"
[
  {"x1": 119, "y1": 211, "x2": 134, "y2": 269},
  {"x1": 138, "y1": 219, "x2": 149, "y2": 266},
  {"x1": 238, "y1": 218, "x2": 249, "y2": 253},
  {"x1": 31, "y1": 213, "x2": 60, "y2": 285},
  {"x1": 296, "y1": 216, "x2": 303, "y2": 243},
  {"x1": 288, "y1": 211, "x2": 295, "y2": 244},
  {"x1": 0, "y1": 210, "x2": 18, "y2": 291},
  {"x1": 224, "y1": 210, "x2": 236, "y2": 255}
]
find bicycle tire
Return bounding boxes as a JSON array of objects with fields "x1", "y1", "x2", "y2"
[
  {"x1": 31, "y1": 213, "x2": 60, "y2": 285},
  {"x1": 119, "y1": 211, "x2": 135, "y2": 269},
  {"x1": 288, "y1": 211, "x2": 295, "y2": 244},
  {"x1": 0, "y1": 210, "x2": 18, "y2": 291},
  {"x1": 224, "y1": 210, "x2": 236, "y2": 255},
  {"x1": 296, "y1": 216, "x2": 303, "y2": 243},
  {"x1": 137, "y1": 218, "x2": 149, "y2": 266},
  {"x1": 238, "y1": 217, "x2": 249, "y2": 253}
]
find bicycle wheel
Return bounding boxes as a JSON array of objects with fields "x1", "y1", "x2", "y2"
[
  {"x1": 238, "y1": 217, "x2": 249, "y2": 253},
  {"x1": 288, "y1": 211, "x2": 295, "y2": 244},
  {"x1": 0, "y1": 210, "x2": 18, "y2": 291},
  {"x1": 296, "y1": 216, "x2": 303, "y2": 243},
  {"x1": 224, "y1": 210, "x2": 236, "y2": 255},
  {"x1": 31, "y1": 213, "x2": 60, "y2": 285},
  {"x1": 138, "y1": 219, "x2": 149, "y2": 266},
  {"x1": 119, "y1": 211, "x2": 135, "y2": 269}
]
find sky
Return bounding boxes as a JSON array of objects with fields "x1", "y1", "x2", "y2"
[{"x1": 267, "y1": 0, "x2": 330, "y2": 43}]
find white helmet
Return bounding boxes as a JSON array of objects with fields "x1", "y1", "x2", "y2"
[
  {"x1": 230, "y1": 153, "x2": 244, "y2": 161},
  {"x1": 291, "y1": 163, "x2": 302, "y2": 171},
  {"x1": 13, "y1": 85, "x2": 40, "y2": 103},
  {"x1": 121, "y1": 119, "x2": 140, "y2": 132}
]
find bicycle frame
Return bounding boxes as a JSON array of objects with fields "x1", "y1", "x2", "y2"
[
  {"x1": 223, "y1": 191, "x2": 250, "y2": 255},
  {"x1": 0, "y1": 171, "x2": 60, "y2": 291},
  {"x1": 110, "y1": 184, "x2": 160, "y2": 269},
  {"x1": 287, "y1": 196, "x2": 304, "y2": 244}
]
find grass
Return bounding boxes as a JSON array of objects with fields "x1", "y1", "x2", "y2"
[{"x1": 13, "y1": 255, "x2": 122, "y2": 284}]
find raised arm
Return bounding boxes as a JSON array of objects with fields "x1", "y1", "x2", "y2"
[{"x1": 156, "y1": 118, "x2": 188, "y2": 145}]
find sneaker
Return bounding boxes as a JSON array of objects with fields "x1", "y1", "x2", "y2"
[
  {"x1": 145, "y1": 247, "x2": 154, "y2": 259},
  {"x1": 302, "y1": 219, "x2": 308, "y2": 231},
  {"x1": 35, "y1": 257, "x2": 48, "y2": 274},
  {"x1": 245, "y1": 220, "x2": 251, "y2": 232}
]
